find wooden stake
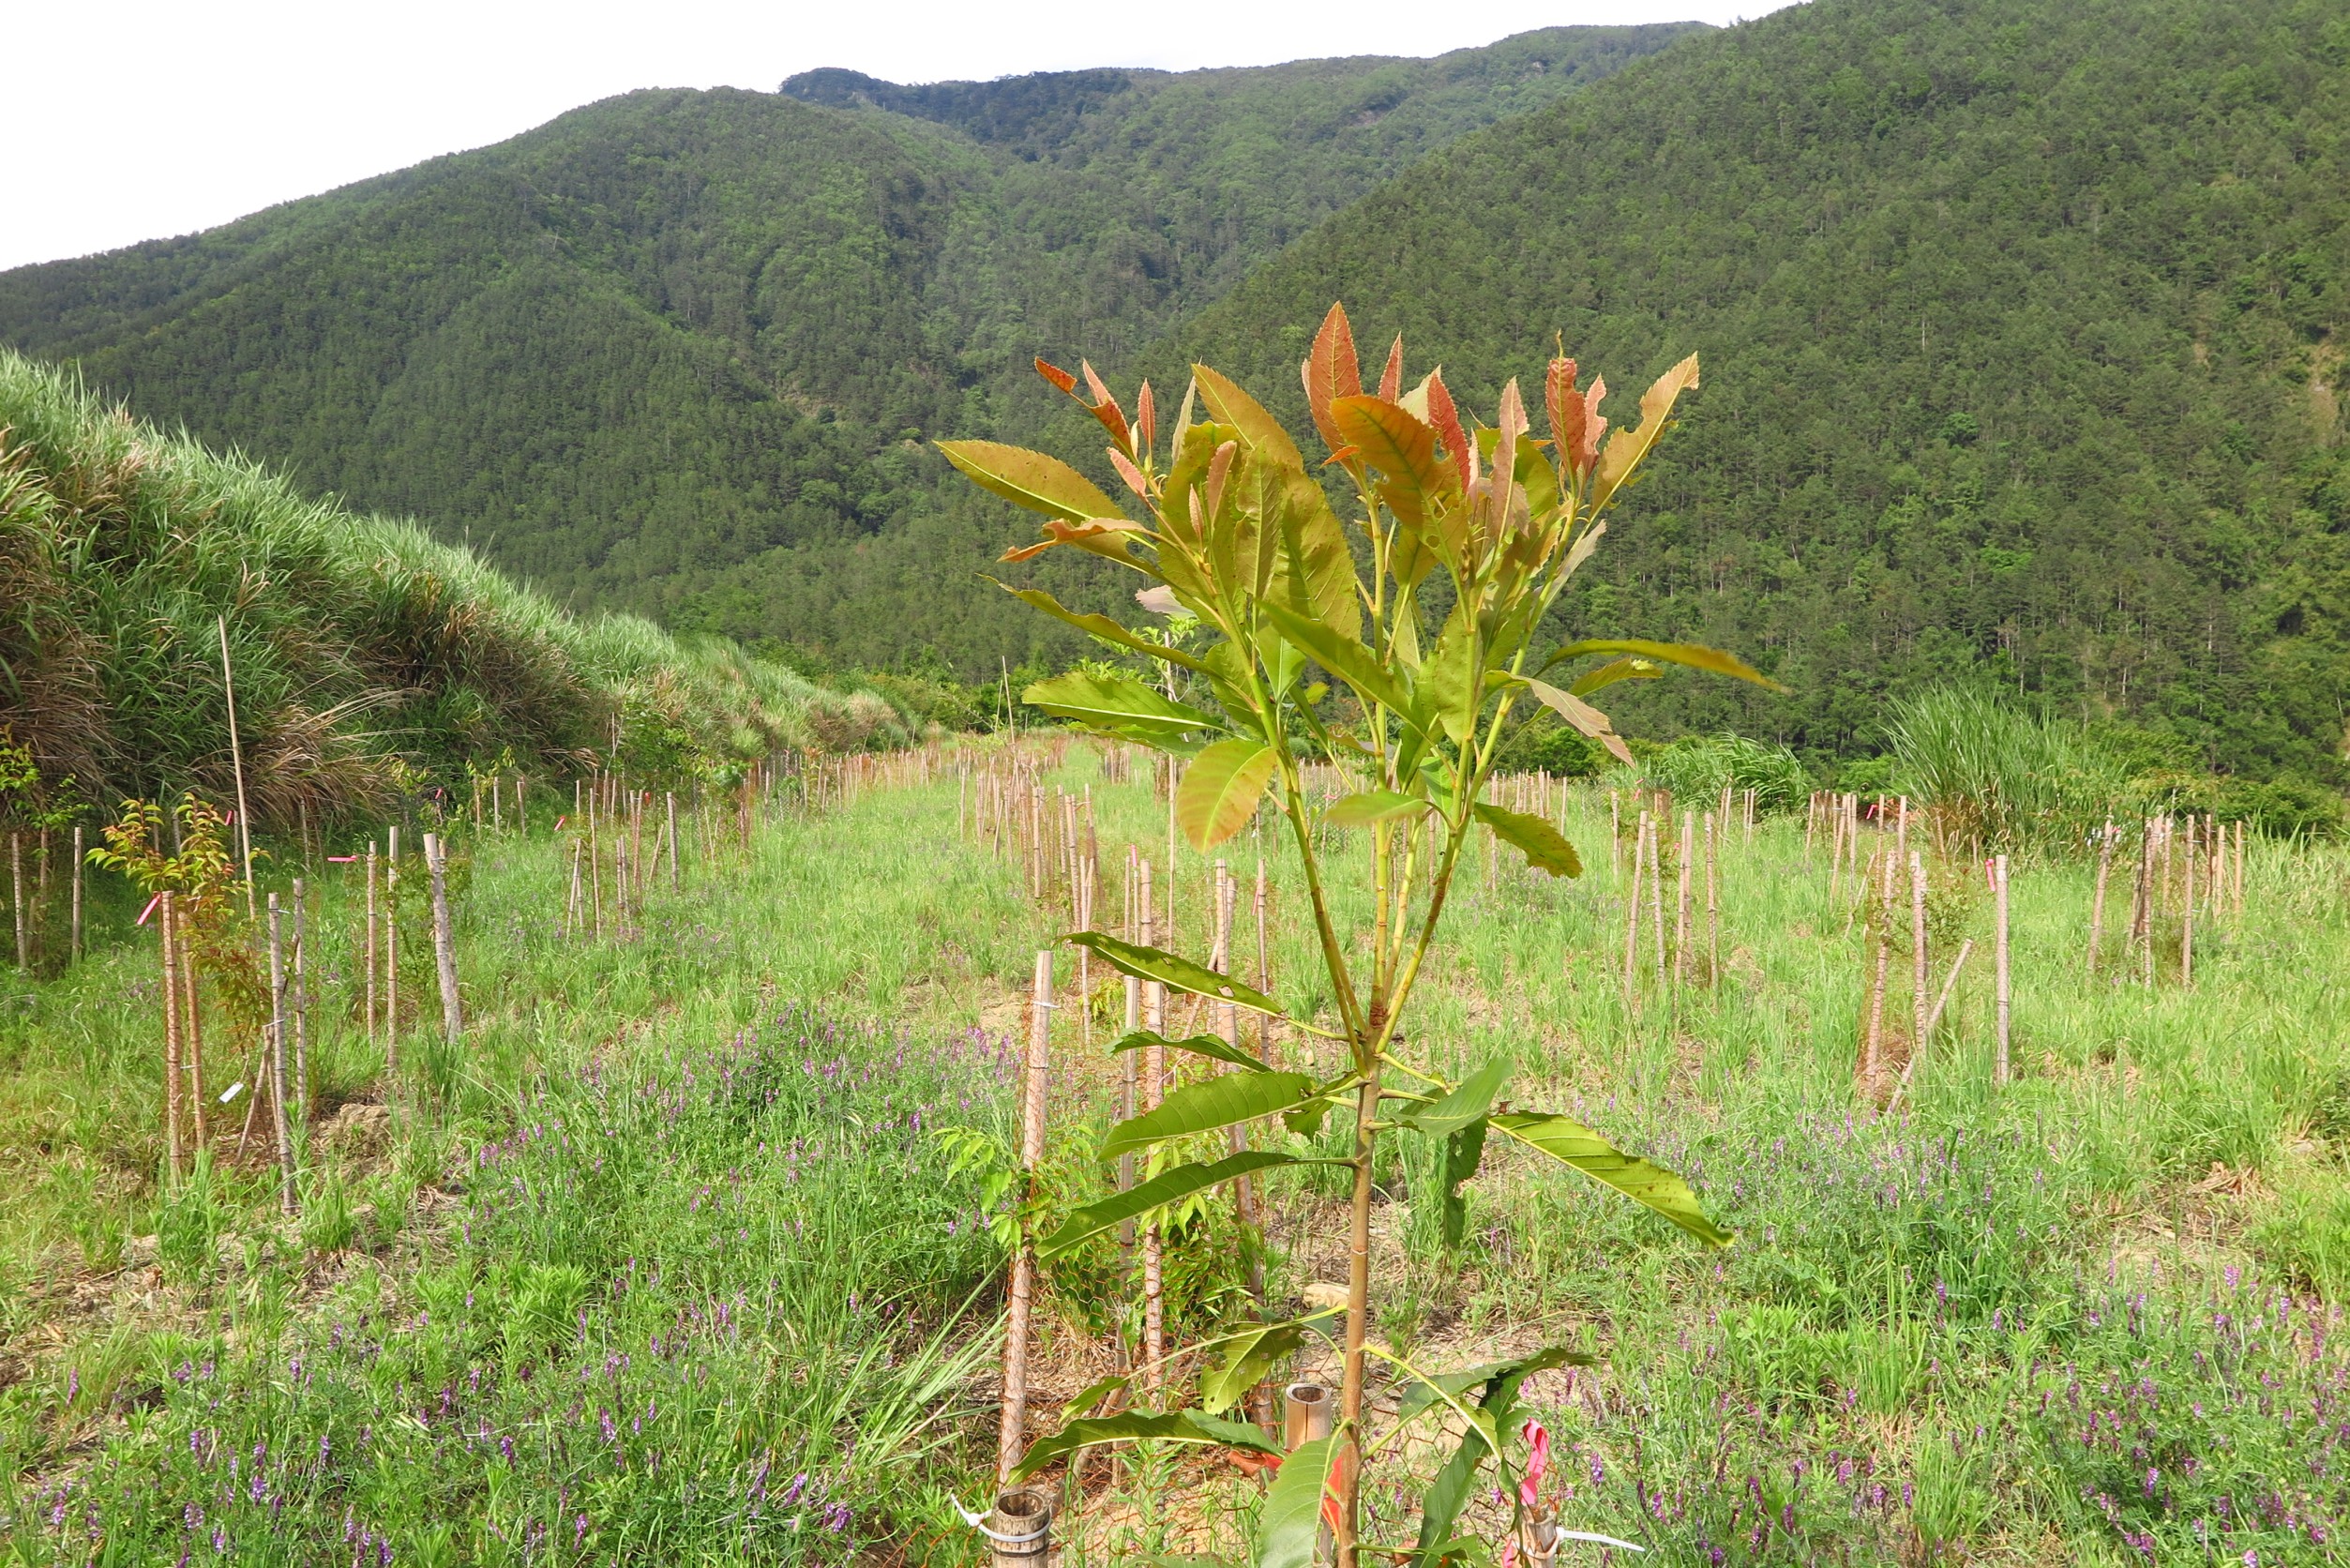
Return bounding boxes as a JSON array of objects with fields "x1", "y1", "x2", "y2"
[
  {"x1": 1673, "y1": 812, "x2": 1693, "y2": 987},
  {"x1": 2087, "y1": 818, "x2": 2113, "y2": 976},
  {"x1": 1704, "y1": 812, "x2": 1719, "y2": 985},
  {"x1": 9, "y1": 832, "x2": 22, "y2": 970},
  {"x1": 667, "y1": 791, "x2": 680, "y2": 891},
  {"x1": 424, "y1": 832, "x2": 464, "y2": 1044},
  {"x1": 1910, "y1": 851, "x2": 1929, "y2": 1058},
  {"x1": 290, "y1": 877, "x2": 310, "y2": 1133},
  {"x1": 365, "y1": 843, "x2": 379, "y2": 1051},
  {"x1": 997, "y1": 949, "x2": 1053, "y2": 1485},
  {"x1": 69, "y1": 822, "x2": 82, "y2": 965},
  {"x1": 385, "y1": 826, "x2": 399, "y2": 1071},
  {"x1": 266, "y1": 896, "x2": 296, "y2": 1213},
  {"x1": 1621, "y1": 810, "x2": 1646, "y2": 1012},
  {"x1": 181, "y1": 903, "x2": 206, "y2": 1148},
  {"x1": 1864, "y1": 850, "x2": 1891, "y2": 1082},
  {"x1": 1139, "y1": 858, "x2": 1166, "y2": 1391},
  {"x1": 160, "y1": 892, "x2": 184, "y2": 1182},
  {"x1": 2181, "y1": 818, "x2": 2195, "y2": 988},
  {"x1": 1647, "y1": 812, "x2": 1666, "y2": 979}
]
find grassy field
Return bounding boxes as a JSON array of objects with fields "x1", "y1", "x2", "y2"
[{"x1": 3, "y1": 743, "x2": 2346, "y2": 1564}]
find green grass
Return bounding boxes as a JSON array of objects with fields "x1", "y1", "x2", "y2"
[{"x1": 4, "y1": 746, "x2": 2348, "y2": 1564}]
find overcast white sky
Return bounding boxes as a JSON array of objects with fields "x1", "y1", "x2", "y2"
[{"x1": 5, "y1": 0, "x2": 1800, "y2": 273}]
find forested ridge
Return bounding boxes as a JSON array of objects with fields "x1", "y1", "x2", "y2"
[
  {"x1": 4, "y1": 0, "x2": 2347, "y2": 777},
  {"x1": 0, "y1": 25, "x2": 1687, "y2": 617}
]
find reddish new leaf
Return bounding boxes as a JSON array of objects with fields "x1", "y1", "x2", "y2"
[
  {"x1": 1303, "y1": 303, "x2": 1363, "y2": 455},
  {"x1": 1426, "y1": 369, "x2": 1471, "y2": 489},
  {"x1": 1378, "y1": 335, "x2": 1404, "y2": 401}
]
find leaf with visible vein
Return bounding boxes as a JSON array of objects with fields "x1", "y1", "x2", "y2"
[
  {"x1": 1039, "y1": 1152, "x2": 1308, "y2": 1257},
  {"x1": 1193, "y1": 365, "x2": 1303, "y2": 471},
  {"x1": 1009, "y1": 1407, "x2": 1282, "y2": 1481},
  {"x1": 1176, "y1": 738, "x2": 1280, "y2": 852},
  {"x1": 1540, "y1": 636, "x2": 1786, "y2": 692},
  {"x1": 1101, "y1": 1072, "x2": 1316, "y2": 1161},
  {"x1": 1023, "y1": 672, "x2": 1218, "y2": 747},
  {"x1": 1322, "y1": 791, "x2": 1429, "y2": 830},
  {"x1": 938, "y1": 439, "x2": 1125, "y2": 523},
  {"x1": 1258, "y1": 600, "x2": 1411, "y2": 716},
  {"x1": 1258, "y1": 1436, "x2": 1341, "y2": 1568},
  {"x1": 987, "y1": 580, "x2": 1205, "y2": 671},
  {"x1": 1107, "y1": 1031, "x2": 1270, "y2": 1073},
  {"x1": 1064, "y1": 931, "x2": 1282, "y2": 1016},
  {"x1": 1526, "y1": 679, "x2": 1634, "y2": 765},
  {"x1": 1472, "y1": 803, "x2": 1582, "y2": 878},
  {"x1": 1493, "y1": 1111, "x2": 1735, "y2": 1246}
]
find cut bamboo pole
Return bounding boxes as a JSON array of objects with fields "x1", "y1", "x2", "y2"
[
  {"x1": 1647, "y1": 812, "x2": 1667, "y2": 978},
  {"x1": 2181, "y1": 819, "x2": 2196, "y2": 988},
  {"x1": 69, "y1": 822, "x2": 83, "y2": 965},
  {"x1": 1621, "y1": 810, "x2": 1646, "y2": 1011},
  {"x1": 161, "y1": 892, "x2": 184, "y2": 1182},
  {"x1": 1139, "y1": 858, "x2": 1166, "y2": 1391},
  {"x1": 1910, "y1": 851, "x2": 1929, "y2": 1057},
  {"x1": 667, "y1": 791, "x2": 680, "y2": 890},
  {"x1": 1864, "y1": 850, "x2": 1892, "y2": 1081},
  {"x1": 266, "y1": 896, "x2": 296, "y2": 1213},
  {"x1": 8, "y1": 832, "x2": 20, "y2": 970},
  {"x1": 365, "y1": 842, "x2": 379, "y2": 1051},
  {"x1": 997, "y1": 949, "x2": 1053, "y2": 1485},
  {"x1": 385, "y1": 826, "x2": 399, "y2": 1071},
  {"x1": 1673, "y1": 812, "x2": 1694, "y2": 987},
  {"x1": 181, "y1": 903, "x2": 206, "y2": 1148},
  {"x1": 424, "y1": 832, "x2": 463, "y2": 1044},
  {"x1": 290, "y1": 877, "x2": 311, "y2": 1133},
  {"x1": 1993, "y1": 854, "x2": 2011, "y2": 1085},
  {"x1": 1704, "y1": 811, "x2": 1719, "y2": 986}
]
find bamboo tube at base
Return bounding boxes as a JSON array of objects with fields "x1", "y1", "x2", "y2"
[
  {"x1": 996, "y1": 950, "x2": 1052, "y2": 1486},
  {"x1": 986, "y1": 1487, "x2": 1052, "y2": 1568}
]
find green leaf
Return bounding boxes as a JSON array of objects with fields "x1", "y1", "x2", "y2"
[
  {"x1": 1525, "y1": 679, "x2": 1634, "y2": 765},
  {"x1": 1108, "y1": 1030, "x2": 1271, "y2": 1073},
  {"x1": 1009, "y1": 1407, "x2": 1281, "y2": 1482},
  {"x1": 1400, "y1": 1058, "x2": 1513, "y2": 1137},
  {"x1": 1176, "y1": 739, "x2": 1280, "y2": 852},
  {"x1": 1592, "y1": 353, "x2": 1700, "y2": 506},
  {"x1": 1039, "y1": 1152, "x2": 1307, "y2": 1257},
  {"x1": 1440, "y1": 1120, "x2": 1487, "y2": 1251},
  {"x1": 1471, "y1": 803, "x2": 1582, "y2": 879},
  {"x1": 1566, "y1": 655, "x2": 1662, "y2": 697},
  {"x1": 1023, "y1": 672, "x2": 1219, "y2": 748},
  {"x1": 1258, "y1": 1436, "x2": 1339, "y2": 1568},
  {"x1": 1192, "y1": 365, "x2": 1304, "y2": 472},
  {"x1": 1422, "y1": 612, "x2": 1478, "y2": 745},
  {"x1": 1064, "y1": 931, "x2": 1282, "y2": 1016},
  {"x1": 1258, "y1": 599, "x2": 1411, "y2": 716},
  {"x1": 1493, "y1": 1112, "x2": 1735, "y2": 1246},
  {"x1": 1407, "y1": 1348, "x2": 1587, "y2": 1566},
  {"x1": 1321, "y1": 791, "x2": 1429, "y2": 831},
  {"x1": 1539, "y1": 637, "x2": 1786, "y2": 694},
  {"x1": 1201, "y1": 1320, "x2": 1310, "y2": 1414},
  {"x1": 1102, "y1": 1072, "x2": 1317, "y2": 1161},
  {"x1": 987, "y1": 580, "x2": 1207, "y2": 672},
  {"x1": 937, "y1": 439, "x2": 1125, "y2": 523}
]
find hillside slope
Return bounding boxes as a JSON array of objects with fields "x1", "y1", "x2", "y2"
[
  {"x1": 0, "y1": 351, "x2": 882, "y2": 823},
  {"x1": 1160, "y1": 0, "x2": 2350, "y2": 775},
  {"x1": 0, "y1": 26, "x2": 1694, "y2": 616}
]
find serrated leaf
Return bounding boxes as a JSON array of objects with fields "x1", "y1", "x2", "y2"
[
  {"x1": 938, "y1": 439, "x2": 1125, "y2": 523},
  {"x1": 1258, "y1": 600, "x2": 1411, "y2": 717},
  {"x1": 1526, "y1": 679, "x2": 1634, "y2": 765},
  {"x1": 1321, "y1": 791, "x2": 1429, "y2": 830},
  {"x1": 1023, "y1": 671, "x2": 1219, "y2": 748},
  {"x1": 1108, "y1": 1031, "x2": 1270, "y2": 1073},
  {"x1": 1258, "y1": 1436, "x2": 1340, "y2": 1568},
  {"x1": 1193, "y1": 365, "x2": 1304, "y2": 472},
  {"x1": 1102, "y1": 1072, "x2": 1317, "y2": 1161},
  {"x1": 1303, "y1": 303, "x2": 1363, "y2": 456},
  {"x1": 1330, "y1": 395, "x2": 1454, "y2": 526},
  {"x1": 989, "y1": 580, "x2": 1207, "y2": 671},
  {"x1": 1493, "y1": 1112, "x2": 1734, "y2": 1246},
  {"x1": 1472, "y1": 803, "x2": 1582, "y2": 879},
  {"x1": 1066, "y1": 931, "x2": 1282, "y2": 1016},
  {"x1": 1009, "y1": 1406, "x2": 1282, "y2": 1481},
  {"x1": 1039, "y1": 1152, "x2": 1305, "y2": 1257},
  {"x1": 1177, "y1": 739, "x2": 1280, "y2": 852},
  {"x1": 1540, "y1": 636, "x2": 1785, "y2": 693},
  {"x1": 1422, "y1": 612, "x2": 1479, "y2": 745}
]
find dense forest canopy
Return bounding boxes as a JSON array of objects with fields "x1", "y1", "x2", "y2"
[{"x1": 3, "y1": 0, "x2": 2346, "y2": 780}]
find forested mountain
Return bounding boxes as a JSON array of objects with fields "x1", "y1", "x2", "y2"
[
  {"x1": 0, "y1": 25, "x2": 1691, "y2": 615},
  {"x1": 1158, "y1": 0, "x2": 2350, "y2": 776},
  {"x1": 6, "y1": 0, "x2": 2346, "y2": 778}
]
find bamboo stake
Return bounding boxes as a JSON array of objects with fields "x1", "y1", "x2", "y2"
[
  {"x1": 1994, "y1": 854, "x2": 2011, "y2": 1084},
  {"x1": 667, "y1": 791, "x2": 680, "y2": 891},
  {"x1": 1621, "y1": 810, "x2": 1646, "y2": 1011},
  {"x1": 8, "y1": 832, "x2": 21, "y2": 970},
  {"x1": 2181, "y1": 819, "x2": 2195, "y2": 988},
  {"x1": 1139, "y1": 858, "x2": 1166, "y2": 1391},
  {"x1": 218, "y1": 616, "x2": 258, "y2": 919},
  {"x1": 1673, "y1": 812, "x2": 1693, "y2": 987},
  {"x1": 161, "y1": 892, "x2": 184, "y2": 1182},
  {"x1": 998, "y1": 949, "x2": 1053, "y2": 1485},
  {"x1": 1704, "y1": 812, "x2": 1719, "y2": 985},
  {"x1": 1910, "y1": 851, "x2": 1929, "y2": 1057},
  {"x1": 266, "y1": 896, "x2": 296, "y2": 1213},
  {"x1": 385, "y1": 826, "x2": 399, "y2": 1071},
  {"x1": 181, "y1": 902, "x2": 206, "y2": 1147},
  {"x1": 1647, "y1": 812, "x2": 1667, "y2": 979},
  {"x1": 1864, "y1": 850, "x2": 1891, "y2": 1081},
  {"x1": 366, "y1": 842, "x2": 379, "y2": 1051},
  {"x1": 424, "y1": 832, "x2": 463, "y2": 1044},
  {"x1": 69, "y1": 822, "x2": 82, "y2": 965},
  {"x1": 290, "y1": 877, "x2": 310, "y2": 1133},
  {"x1": 1119, "y1": 847, "x2": 1140, "y2": 1259},
  {"x1": 1891, "y1": 939, "x2": 1975, "y2": 1107}
]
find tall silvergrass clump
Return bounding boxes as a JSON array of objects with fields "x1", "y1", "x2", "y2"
[
  {"x1": 0, "y1": 352, "x2": 877, "y2": 826},
  {"x1": 1640, "y1": 731, "x2": 1809, "y2": 815},
  {"x1": 1886, "y1": 687, "x2": 2123, "y2": 855}
]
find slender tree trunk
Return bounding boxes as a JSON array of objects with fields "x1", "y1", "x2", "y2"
[
  {"x1": 424, "y1": 833, "x2": 463, "y2": 1044},
  {"x1": 998, "y1": 950, "x2": 1052, "y2": 1485},
  {"x1": 290, "y1": 878, "x2": 310, "y2": 1134},
  {"x1": 160, "y1": 893, "x2": 184, "y2": 1183},
  {"x1": 182, "y1": 906, "x2": 206, "y2": 1148},
  {"x1": 1139, "y1": 860, "x2": 1167, "y2": 1390}
]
